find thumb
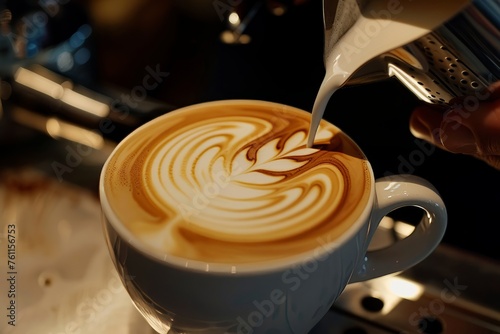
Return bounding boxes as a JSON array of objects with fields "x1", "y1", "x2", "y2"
[
  {"x1": 440, "y1": 98, "x2": 500, "y2": 156},
  {"x1": 440, "y1": 96, "x2": 500, "y2": 170}
]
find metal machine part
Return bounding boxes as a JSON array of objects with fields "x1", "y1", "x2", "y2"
[
  {"x1": 388, "y1": 13, "x2": 499, "y2": 105},
  {"x1": 1, "y1": 169, "x2": 498, "y2": 334},
  {"x1": 0, "y1": 2, "x2": 176, "y2": 145},
  {"x1": 331, "y1": 0, "x2": 499, "y2": 105},
  {"x1": 0, "y1": 2, "x2": 498, "y2": 331},
  {"x1": 313, "y1": 221, "x2": 500, "y2": 334}
]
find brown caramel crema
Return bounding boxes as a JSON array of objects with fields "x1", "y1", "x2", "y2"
[{"x1": 103, "y1": 101, "x2": 372, "y2": 264}]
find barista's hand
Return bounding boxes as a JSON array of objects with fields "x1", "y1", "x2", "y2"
[{"x1": 410, "y1": 82, "x2": 500, "y2": 170}]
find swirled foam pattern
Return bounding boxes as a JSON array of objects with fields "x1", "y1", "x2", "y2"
[{"x1": 103, "y1": 101, "x2": 371, "y2": 264}]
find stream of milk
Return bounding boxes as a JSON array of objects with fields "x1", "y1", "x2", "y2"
[{"x1": 307, "y1": 0, "x2": 471, "y2": 147}]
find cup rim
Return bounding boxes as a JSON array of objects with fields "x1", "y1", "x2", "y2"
[{"x1": 99, "y1": 99, "x2": 375, "y2": 275}]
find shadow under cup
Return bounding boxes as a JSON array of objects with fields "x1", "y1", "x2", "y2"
[{"x1": 99, "y1": 100, "x2": 447, "y2": 334}]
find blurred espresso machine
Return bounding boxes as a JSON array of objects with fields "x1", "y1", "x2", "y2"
[
  {"x1": 1, "y1": 0, "x2": 498, "y2": 144},
  {"x1": 0, "y1": 1, "x2": 499, "y2": 333}
]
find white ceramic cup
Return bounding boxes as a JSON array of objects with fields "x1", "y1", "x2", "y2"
[{"x1": 99, "y1": 100, "x2": 447, "y2": 334}]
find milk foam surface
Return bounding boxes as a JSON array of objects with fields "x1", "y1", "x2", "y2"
[{"x1": 103, "y1": 101, "x2": 371, "y2": 264}]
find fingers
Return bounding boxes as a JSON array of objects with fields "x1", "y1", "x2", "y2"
[
  {"x1": 410, "y1": 82, "x2": 500, "y2": 170},
  {"x1": 482, "y1": 154, "x2": 500, "y2": 170},
  {"x1": 409, "y1": 104, "x2": 447, "y2": 150},
  {"x1": 442, "y1": 98, "x2": 500, "y2": 154},
  {"x1": 487, "y1": 81, "x2": 500, "y2": 100}
]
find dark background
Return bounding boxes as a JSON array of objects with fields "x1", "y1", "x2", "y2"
[
  {"x1": 2, "y1": 0, "x2": 499, "y2": 263},
  {"x1": 152, "y1": 0, "x2": 500, "y2": 262}
]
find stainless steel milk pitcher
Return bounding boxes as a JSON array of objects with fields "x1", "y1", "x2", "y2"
[{"x1": 330, "y1": 0, "x2": 500, "y2": 105}]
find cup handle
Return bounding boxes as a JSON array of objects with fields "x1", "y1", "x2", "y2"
[{"x1": 349, "y1": 174, "x2": 447, "y2": 283}]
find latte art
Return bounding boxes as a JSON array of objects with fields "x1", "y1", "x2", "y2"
[{"x1": 103, "y1": 101, "x2": 371, "y2": 264}]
